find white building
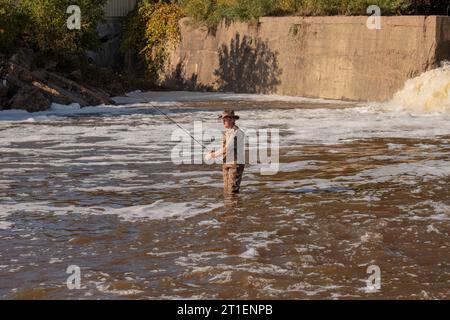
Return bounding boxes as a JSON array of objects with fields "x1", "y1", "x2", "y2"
[{"x1": 104, "y1": 0, "x2": 137, "y2": 18}]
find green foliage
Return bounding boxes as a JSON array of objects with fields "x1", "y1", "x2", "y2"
[
  {"x1": 178, "y1": 0, "x2": 230, "y2": 28},
  {"x1": 122, "y1": 1, "x2": 184, "y2": 81},
  {"x1": 230, "y1": 0, "x2": 277, "y2": 21},
  {"x1": 0, "y1": 0, "x2": 107, "y2": 58},
  {"x1": 179, "y1": 0, "x2": 282, "y2": 27},
  {"x1": 410, "y1": 0, "x2": 450, "y2": 15},
  {"x1": 178, "y1": 0, "x2": 446, "y2": 26},
  {"x1": 20, "y1": 0, "x2": 107, "y2": 56},
  {"x1": 0, "y1": 0, "x2": 29, "y2": 54},
  {"x1": 298, "y1": 0, "x2": 411, "y2": 16}
]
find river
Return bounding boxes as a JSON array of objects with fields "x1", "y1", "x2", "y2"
[{"x1": 0, "y1": 66, "x2": 449, "y2": 299}]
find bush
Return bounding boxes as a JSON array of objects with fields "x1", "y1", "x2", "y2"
[
  {"x1": 179, "y1": 0, "x2": 233, "y2": 27},
  {"x1": 0, "y1": 0, "x2": 107, "y2": 59},
  {"x1": 230, "y1": 0, "x2": 279, "y2": 21},
  {"x1": 178, "y1": 0, "x2": 449, "y2": 26},
  {"x1": 179, "y1": 0, "x2": 284, "y2": 26},
  {"x1": 20, "y1": 0, "x2": 107, "y2": 57},
  {"x1": 122, "y1": 1, "x2": 184, "y2": 81},
  {"x1": 410, "y1": 0, "x2": 450, "y2": 15},
  {"x1": 0, "y1": 0, "x2": 29, "y2": 54},
  {"x1": 298, "y1": 0, "x2": 411, "y2": 15}
]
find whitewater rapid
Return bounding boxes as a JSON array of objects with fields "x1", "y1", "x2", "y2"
[{"x1": 385, "y1": 62, "x2": 450, "y2": 113}]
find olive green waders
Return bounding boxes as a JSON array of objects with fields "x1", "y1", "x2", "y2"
[{"x1": 222, "y1": 164, "x2": 245, "y2": 194}]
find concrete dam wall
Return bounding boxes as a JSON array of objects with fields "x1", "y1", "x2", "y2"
[{"x1": 161, "y1": 16, "x2": 450, "y2": 102}]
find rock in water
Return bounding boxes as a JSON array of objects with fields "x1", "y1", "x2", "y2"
[
  {"x1": 3, "y1": 46, "x2": 114, "y2": 111},
  {"x1": 9, "y1": 85, "x2": 51, "y2": 112}
]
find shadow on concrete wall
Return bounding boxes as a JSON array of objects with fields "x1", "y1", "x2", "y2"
[
  {"x1": 214, "y1": 33, "x2": 282, "y2": 94},
  {"x1": 163, "y1": 60, "x2": 214, "y2": 91},
  {"x1": 162, "y1": 33, "x2": 282, "y2": 93}
]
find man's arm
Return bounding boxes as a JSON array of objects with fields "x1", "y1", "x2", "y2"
[
  {"x1": 210, "y1": 147, "x2": 225, "y2": 159},
  {"x1": 210, "y1": 137, "x2": 227, "y2": 158},
  {"x1": 208, "y1": 132, "x2": 230, "y2": 159}
]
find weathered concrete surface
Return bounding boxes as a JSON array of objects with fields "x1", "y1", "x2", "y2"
[{"x1": 161, "y1": 16, "x2": 450, "y2": 102}]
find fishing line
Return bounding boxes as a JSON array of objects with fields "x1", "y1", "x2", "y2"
[{"x1": 135, "y1": 92, "x2": 210, "y2": 151}]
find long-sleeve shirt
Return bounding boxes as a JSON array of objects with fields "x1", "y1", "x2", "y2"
[{"x1": 214, "y1": 125, "x2": 245, "y2": 165}]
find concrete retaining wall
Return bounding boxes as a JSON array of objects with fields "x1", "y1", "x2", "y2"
[{"x1": 161, "y1": 16, "x2": 450, "y2": 102}]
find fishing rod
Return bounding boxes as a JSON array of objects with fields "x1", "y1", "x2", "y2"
[{"x1": 135, "y1": 92, "x2": 211, "y2": 151}]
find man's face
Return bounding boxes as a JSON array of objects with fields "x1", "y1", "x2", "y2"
[{"x1": 222, "y1": 117, "x2": 234, "y2": 129}]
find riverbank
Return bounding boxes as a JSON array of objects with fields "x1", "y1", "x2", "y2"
[{"x1": 0, "y1": 48, "x2": 157, "y2": 113}]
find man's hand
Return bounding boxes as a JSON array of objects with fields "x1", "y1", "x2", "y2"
[{"x1": 204, "y1": 150, "x2": 214, "y2": 161}]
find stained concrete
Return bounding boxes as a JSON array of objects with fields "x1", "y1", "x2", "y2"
[{"x1": 161, "y1": 16, "x2": 450, "y2": 102}]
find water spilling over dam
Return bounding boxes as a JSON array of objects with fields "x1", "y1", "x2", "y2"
[{"x1": 386, "y1": 63, "x2": 450, "y2": 113}]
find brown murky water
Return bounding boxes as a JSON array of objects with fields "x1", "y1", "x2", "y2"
[{"x1": 0, "y1": 98, "x2": 449, "y2": 299}]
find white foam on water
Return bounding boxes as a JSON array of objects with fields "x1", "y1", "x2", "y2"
[
  {"x1": 198, "y1": 219, "x2": 220, "y2": 227},
  {"x1": 385, "y1": 63, "x2": 450, "y2": 113},
  {"x1": 419, "y1": 204, "x2": 449, "y2": 220},
  {"x1": 72, "y1": 185, "x2": 146, "y2": 192},
  {"x1": 0, "y1": 201, "x2": 19, "y2": 229},
  {"x1": 176, "y1": 252, "x2": 229, "y2": 268},
  {"x1": 347, "y1": 159, "x2": 450, "y2": 184},
  {"x1": 284, "y1": 283, "x2": 345, "y2": 297},
  {"x1": 267, "y1": 178, "x2": 340, "y2": 190},
  {"x1": 114, "y1": 90, "x2": 350, "y2": 105},
  {"x1": 0, "y1": 221, "x2": 14, "y2": 230},
  {"x1": 266, "y1": 158, "x2": 450, "y2": 192},
  {"x1": 426, "y1": 224, "x2": 441, "y2": 234},
  {"x1": 231, "y1": 231, "x2": 283, "y2": 260},
  {"x1": 0, "y1": 102, "x2": 180, "y2": 121},
  {"x1": 225, "y1": 263, "x2": 292, "y2": 276},
  {"x1": 277, "y1": 160, "x2": 321, "y2": 172},
  {"x1": 0, "y1": 201, "x2": 89, "y2": 217},
  {"x1": 2, "y1": 94, "x2": 450, "y2": 158},
  {"x1": 1, "y1": 89, "x2": 349, "y2": 122},
  {"x1": 239, "y1": 107, "x2": 450, "y2": 146},
  {"x1": 209, "y1": 271, "x2": 233, "y2": 284},
  {"x1": 398, "y1": 200, "x2": 450, "y2": 221},
  {"x1": 109, "y1": 200, "x2": 222, "y2": 222},
  {"x1": 49, "y1": 258, "x2": 63, "y2": 264},
  {"x1": 95, "y1": 283, "x2": 144, "y2": 297},
  {"x1": 239, "y1": 247, "x2": 260, "y2": 259},
  {"x1": 0, "y1": 103, "x2": 95, "y2": 121}
]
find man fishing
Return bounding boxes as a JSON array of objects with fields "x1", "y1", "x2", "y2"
[{"x1": 205, "y1": 109, "x2": 245, "y2": 195}]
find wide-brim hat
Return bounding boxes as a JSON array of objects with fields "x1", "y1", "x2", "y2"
[{"x1": 218, "y1": 109, "x2": 239, "y2": 120}]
